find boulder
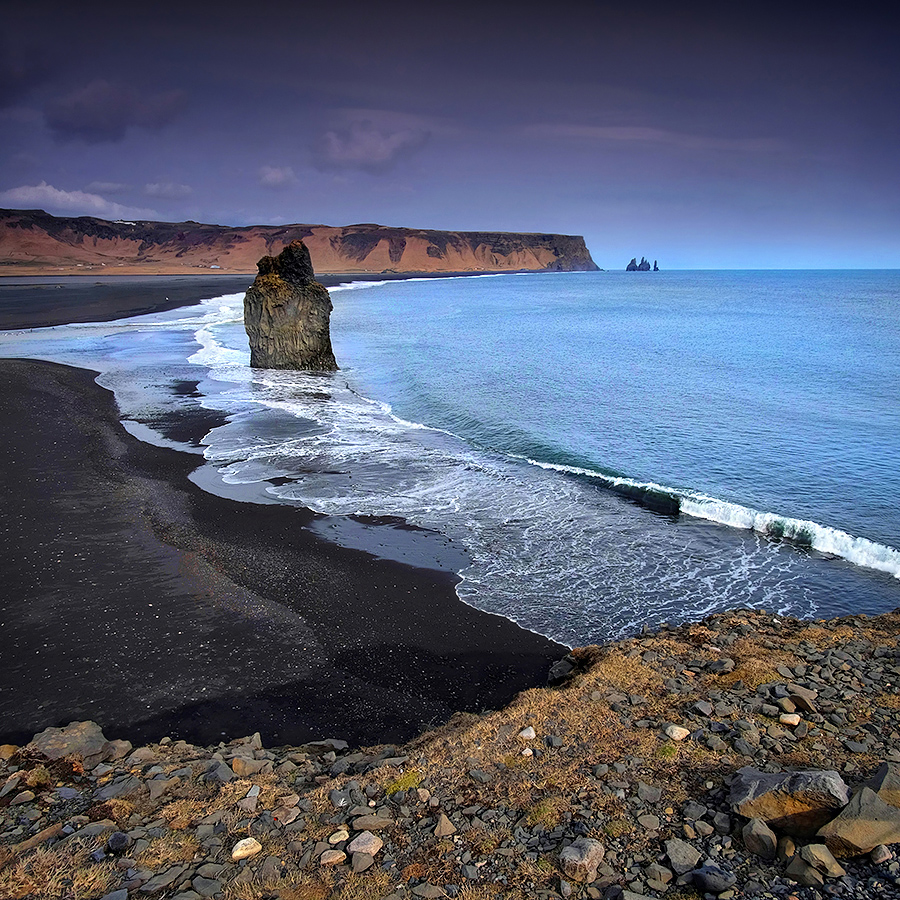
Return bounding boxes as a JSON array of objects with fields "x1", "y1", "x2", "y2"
[
  {"x1": 243, "y1": 241, "x2": 337, "y2": 370},
  {"x1": 729, "y1": 767, "x2": 850, "y2": 836},
  {"x1": 867, "y1": 761, "x2": 900, "y2": 808},
  {"x1": 799, "y1": 843, "x2": 846, "y2": 877},
  {"x1": 784, "y1": 856, "x2": 825, "y2": 886},
  {"x1": 817, "y1": 787, "x2": 900, "y2": 857},
  {"x1": 559, "y1": 837, "x2": 605, "y2": 882},
  {"x1": 27, "y1": 721, "x2": 111, "y2": 768}
]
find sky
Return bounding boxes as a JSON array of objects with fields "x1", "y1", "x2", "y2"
[{"x1": 1, "y1": 2, "x2": 898, "y2": 268}]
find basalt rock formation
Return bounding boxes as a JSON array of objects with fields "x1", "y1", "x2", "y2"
[
  {"x1": 626, "y1": 256, "x2": 653, "y2": 271},
  {"x1": 243, "y1": 241, "x2": 337, "y2": 370},
  {"x1": 0, "y1": 208, "x2": 600, "y2": 275}
]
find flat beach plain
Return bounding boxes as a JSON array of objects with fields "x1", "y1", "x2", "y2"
[{"x1": 0, "y1": 278, "x2": 563, "y2": 748}]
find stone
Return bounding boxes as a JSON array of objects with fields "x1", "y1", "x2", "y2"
[
  {"x1": 100, "y1": 892, "x2": 129, "y2": 900},
  {"x1": 742, "y1": 817, "x2": 777, "y2": 859},
  {"x1": 351, "y1": 815, "x2": 392, "y2": 830},
  {"x1": 664, "y1": 838, "x2": 701, "y2": 875},
  {"x1": 243, "y1": 241, "x2": 337, "y2": 370},
  {"x1": 664, "y1": 724, "x2": 690, "y2": 741},
  {"x1": 328, "y1": 829, "x2": 349, "y2": 844},
  {"x1": 106, "y1": 831, "x2": 132, "y2": 853},
  {"x1": 817, "y1": 787, "x2": 900, "y2": 857},
  {"x1": 95, "y1": 776, "x2": 145, "y2": 801},
  {"x1": 411, "y1": 885, "x2": 445, "y2": 898},
  {"x1": 637, "y1": 781, "x2": 661, "y2": 803},
  {"x1": 871, "y1": 844, "x2": 893, "y2": 864},
  {"x1": 231, "y1": 837, "x2": 263, "y2": 860},
  {"x1": 434, "y1": 813, "x2": 457, "y2": 837},
  {"x1": 28, "y1": 721, "x2": 110, "y2": 768},
  {"x1": 191, "y1": 876, "x2": 221, "y2": 898},
  {"x1": 140, "y1": 865, "x2": 185, "y2": 892},
  {"x1": 559, "y1": 836, "x2": 605, "y2": 883},
  {"x1": 729, "y1": 767, "x2": 850, "y2": 836},
  {"x1": 204, "y1": 761, "x2": 235, "y2": 784},
  {"x1": 348, "y1": 831, "x2": 383, "y2": 855},
  {"x1": 148, "y1": 777, "x2": 178, "y2": 802},
  {"x1": 519, "y1": 726, "x2": 536, "y2": 740},
  {"x1": 867, "y1": 761, "x2": 900, "y2": 808},
  {"x1": 691, "y1": 864, "x2": 737, "y2": 893},
  {"x1": 231, "y1": 756, "x2": 266, "y2": 777},
  {"x1": 351, "y1": 851, "x2": 374, "y2": 872},
  {"x1": 319, "y1": 849, "x2": 346, "y2": 866},
  {"x1": 646, "y1": 863, "x2": 673, "y2": 884},
  {"x1": 785, "y1": 855, "x2": 825, "y2": 886},
  {"x1": 800, "y1": 843, "x2": 846, "y2": 877}
]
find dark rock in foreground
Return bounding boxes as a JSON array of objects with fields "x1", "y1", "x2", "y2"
[{"x1": 243, "y1": 241, "x2": 338, "y2": 370}]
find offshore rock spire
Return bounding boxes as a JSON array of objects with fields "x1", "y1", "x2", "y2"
[{"x1": 243, "y1": 241, "x2": 338, "y2": 370}]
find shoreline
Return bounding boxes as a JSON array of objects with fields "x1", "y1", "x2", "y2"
[
  {"x1": 0, "y1": 358, "x2": 565, "y2": 749},
  {"x1": 0, "y1": 269, "x2": 566, "y2": 331}
]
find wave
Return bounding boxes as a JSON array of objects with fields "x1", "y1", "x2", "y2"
[{"x1": 522, "y1": 456, "x2": 900, "y2": 580}]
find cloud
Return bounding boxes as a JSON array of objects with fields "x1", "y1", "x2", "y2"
[
  {"x1": 313, "y1": 119, "x2": 429, "y2": 172},
  {"x1": 45, "y1": 80, "x2": 186, "y2": 143},
  {"x1": 143, "y1": 181, "x2": 193, "y2": 199},
  {"x1": 0, "y1": 40, "x2": 50, "y2": 109},
  {"x1": 258, "y1": 165, "x2": 298, "y2": 189},
  {"x1": 85, "y1": 181, "x2": 130, "y2": 194},
  {"x1": 0, "y1": 181, "x2": 157, "y2": 219},
  {"x1": 524, "y1": 123, "x2": 785, "y2": 153}
]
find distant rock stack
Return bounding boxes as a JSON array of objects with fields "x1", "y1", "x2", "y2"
[
  {"x1": 243, "y1": 241, "x2": 338, "y2": 370},
  {"x1": 626, "y1": 256, "x2": 653, "y2": 271}
]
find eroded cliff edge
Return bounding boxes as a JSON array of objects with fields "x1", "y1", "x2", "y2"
[
  {"x1": 0, "y1": 208, "x2": 600, "y2": 276},
  {"x1": 243, "y1": 241, "x2": 337, "y2": 370}
]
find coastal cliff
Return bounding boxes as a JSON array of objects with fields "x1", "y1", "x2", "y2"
[
  {"x1": 243, "y1": 241, "x2": 337, "y2": 370},
  {"x1": 0, "y1": 208, "x2": 600, "y2": 276}
]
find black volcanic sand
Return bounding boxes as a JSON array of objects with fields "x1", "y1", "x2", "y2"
[
  {"x1": 0, "y1": 275, "x2": 255, "y2": 330},
  {"x1": 0, "y1": 271, "x2": 496, "y2": 330},
  {"x1": 0, "y1": 359, "x2": 565, "y2": 749}
]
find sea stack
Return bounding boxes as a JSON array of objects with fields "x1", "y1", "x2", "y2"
[{"x1": 243, "y1": 240, "x2": 338, "y2": 370}]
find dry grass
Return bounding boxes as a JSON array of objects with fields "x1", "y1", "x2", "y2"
[
  {"x1": 87, "y1": 798, "x2": 134, "y2": 827},
  {"x1": 0, "y1": 838, "x2": 117, "y2": 899},
  {"x1": 136, "y1": 831, "x2": 200, "y2": 869}
]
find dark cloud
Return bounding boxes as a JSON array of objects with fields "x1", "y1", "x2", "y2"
[
  {"x1": 313, "y1": 120, "x2": 429, "y2": 173},
  {"x1": 44, "y1": 80, "x2": 186, "y2": 143},
  {"x1": 0, "y1": 47, "x2": 50, "y2": 109}
]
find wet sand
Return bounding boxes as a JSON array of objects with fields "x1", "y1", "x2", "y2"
[{"x1": 0, "y1": 359, "x2": 565, "y2": 749}]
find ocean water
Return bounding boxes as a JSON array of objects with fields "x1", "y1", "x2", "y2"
[{"x1": 2, "y1": 270, "x2": 898, "y2": 646}]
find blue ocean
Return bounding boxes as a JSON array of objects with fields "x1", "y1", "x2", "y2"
[{"x1": 2, "y1": 270, "x2": 898, "y2": 646}]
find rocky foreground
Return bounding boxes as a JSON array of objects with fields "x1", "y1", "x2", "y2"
[{"x1": 1, "y1": 608, "x2": 899, "y2": 900}]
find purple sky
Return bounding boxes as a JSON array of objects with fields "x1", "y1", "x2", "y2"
[{"x1": 1, "y1": 2, "x2": 897, "y2": 268}]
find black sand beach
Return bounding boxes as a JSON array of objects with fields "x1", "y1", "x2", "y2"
[
  {"x1": 0, "y1": 271, "x2": 493, "y2": 330},
  {"x1": 0, "y1": 276, "x2": 565, "y2": 749}
]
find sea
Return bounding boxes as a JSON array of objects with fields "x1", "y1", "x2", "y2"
[{"x1": 2, "y1": 269, "x2": 899, "y2": 648}]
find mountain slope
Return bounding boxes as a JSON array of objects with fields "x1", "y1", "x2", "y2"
[{"x1": 0, "y1": 209, "x2": 599, "y2": 276}]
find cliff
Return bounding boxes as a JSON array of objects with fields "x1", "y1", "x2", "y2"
[
  {"x1": 0, "y1": 208, "x2": 600, "y2": 276},
  {"x1": 243, "y1": 241, "x2": 337, "y2": 370}
]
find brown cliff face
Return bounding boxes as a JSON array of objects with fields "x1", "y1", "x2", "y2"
[
  {"x1": 0, "y1": 209, "x2": 600, "y2": 275},
  {"x1": 243, "y1": 241, "x2": 337, "y2": 371}
]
